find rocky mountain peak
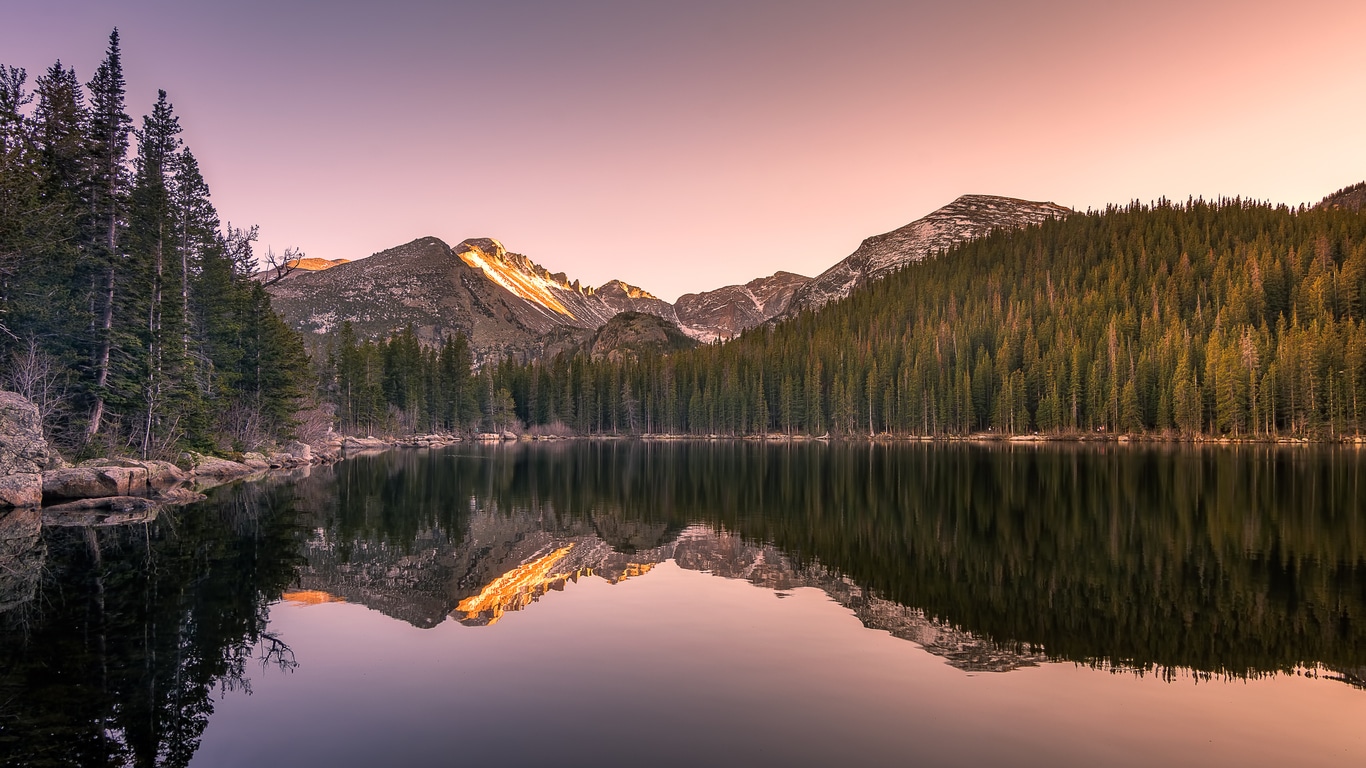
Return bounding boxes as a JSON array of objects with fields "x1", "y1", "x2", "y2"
[
  {"x1": 782, "y1": 194, "x2": 1071, "y2": 316},
  {"x1": 594, "y1": 280, "x2": 660, "y2": 301}
]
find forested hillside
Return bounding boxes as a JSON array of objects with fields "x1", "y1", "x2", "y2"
[
  {"x1": 473, "y1": 198, "x2": 1366, "y2": 438},
  {"x1": 0, "y1": 31, "x2": 312, "y2": 456}
]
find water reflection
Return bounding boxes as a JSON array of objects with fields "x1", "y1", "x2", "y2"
[
  {"x1": 292, "y1": 442, "x2": 1366, "y2": 680},
  {"x1": 2, "y1": 442, "x2": 1365, "y2": 766}
]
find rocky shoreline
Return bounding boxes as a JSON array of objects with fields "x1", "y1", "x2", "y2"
[{"x1": 0, "y1": 391, "x2": 474, "y2": 526}]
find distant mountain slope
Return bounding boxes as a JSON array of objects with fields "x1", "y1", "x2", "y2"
[
  {"x1": 782, "y1": 194, "x2": 1071, "y2": 316},
  {"x1": 674, "y1": 271, "x2": 812, "y2": 341},
  {"x1": 266, "y1": 235, "x2": 805, "y2": 358}
]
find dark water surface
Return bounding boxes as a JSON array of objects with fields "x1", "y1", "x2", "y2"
[{"x1": 3, "y1": 442, "x2": 1366, "y2": 766}]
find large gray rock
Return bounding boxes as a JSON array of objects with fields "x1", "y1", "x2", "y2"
[
  {"x1": 43, "y1": 466, "x2": 148, "y2": 501},
  {"x1": 240, "y1": 452, "x2": 271, "y2": 470},
  {"x1": 0, "y1": 391, "x2": 50, "y2": 476},
  {"x1": 179, "y1": 451, "x2": 253, "y2": 477},
  {"x1": 284, "y1": 441, "x2": 313, "y2": 462},
  {"x1": 79, "y1": 458, "x2": 187, "y2": 490},
  {"x1": 343, "y1": 436, "x2": 391, "y2": 451},
  {"x1": 0, "y1": 473, "x2": 42, "y2": 508}
]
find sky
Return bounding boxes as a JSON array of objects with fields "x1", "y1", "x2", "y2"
[{"x1": 3, "y1": 0, "x2": 1365, "y2": 301}]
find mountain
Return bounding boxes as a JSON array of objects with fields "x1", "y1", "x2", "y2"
[
  {"x1": 266, "y1": 234, "x2": 808, "y2": 360},
  {"x1": 267, "y1": 236, "x2": 669, "y2": 362},
  {"x1": 782, "y1": 194, "x2": 1071, "y2": 316},
  {"x1": 674, "y1": 271, "x2": 812, "y2": 341},
  {"x1": 266, "y1": 194, "x2": 1065, "y2": 361}
]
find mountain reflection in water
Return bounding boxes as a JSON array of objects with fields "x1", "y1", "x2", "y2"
[{"x1": 2, "y1": 442, "x2": 1365, "y2": 766}]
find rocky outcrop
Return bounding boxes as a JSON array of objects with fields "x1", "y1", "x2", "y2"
[
  {"x1": 343, "y1": 436, "x2": 392, "y2": 451},
  {"x1": 0, "y1": 474, "x2": 42, "y2": 507},
  {"x1": 177, "y1": 451, "x2": 254, "y2": 477},
  {"x1": 587, "y1": 312, "x2": 699, "y2": 362},
  {"x1": 42, "y1": 466, "x2": 149, "y2": 502},
  {"x1": 78, "y1": 457, "x2": 187, "y2": 490},
  {"x1": 0, "y1": 392, "x2": 54, "y2": 509},
  {"x1": 0, "y1": 392, "x2": 52, "y2": 478},
  {"x1": 1317, "y1": 182, "x2": 1366, "y2": 212}
]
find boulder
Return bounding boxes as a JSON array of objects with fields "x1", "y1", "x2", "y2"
[
  {"x1": 343, "y1": 436, "x2": 390, "y2": 451},
  {"x1": 0, "y1": 391, "x2": 51, "y2": 476},
  {"x1": 179, "y1": 451, "x2": 253, "y2": 477},
  {"x1": 284, "y1": 441, "x2": 313, "y2": 462},
  {"x1": 0, "y1": 473, "x2": 42, "y2": 508},
  {"x1": 42, "y1": 466, "x2": 148, "y2": 501},
  {"x1": 143, "y1": 460, "x2": 188, "y2": 489},
  {"x1": 79, "y1": 458, "x2": 186, "y2": 490},
  {"x1": 240, "y1": 452, "x2": 271, "y2": 470}
]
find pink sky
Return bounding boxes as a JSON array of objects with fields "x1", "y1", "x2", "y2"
[{"x1": 4, "y1": 0, "x2": 1365, "y2": 300}]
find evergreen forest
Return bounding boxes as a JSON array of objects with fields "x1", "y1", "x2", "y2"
[{"x1": 0, "y1": 31, "x2": 314, "y2": 456}]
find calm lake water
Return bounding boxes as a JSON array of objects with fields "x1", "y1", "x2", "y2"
[{"x1": 3, "y1": 442, "x2": 1366, "y2": 767}]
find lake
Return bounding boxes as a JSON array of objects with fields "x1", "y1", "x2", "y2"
[{"x1": 2, "y1": 442, "x2": 1365, "y2": 767}]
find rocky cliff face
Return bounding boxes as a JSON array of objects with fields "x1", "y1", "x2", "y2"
[{"x1": 782, "y1": 194, "x2": 1071, "y2": 316}]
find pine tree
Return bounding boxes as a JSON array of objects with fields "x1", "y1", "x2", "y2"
[{"x1": 84, "y1": 29, "x2": 132, "y2": 441}]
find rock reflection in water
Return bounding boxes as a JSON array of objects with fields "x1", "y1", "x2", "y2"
[{"x1": 292, "y1": 506, "x2": 1042, "y2": 672}]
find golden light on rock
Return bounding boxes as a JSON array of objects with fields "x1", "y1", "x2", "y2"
[
  {"x1": 280, "y1": 590, "x2": 346, "y2": 606},
  {"x1": 455, "y1": 545, "x2": 577, "y2": 626},
  {"x1": 457, "y1": 243, "x2": 575, "y2": 318},
  {"x1": 453, "y1": 545, "x2": 659, "y2": 626}
]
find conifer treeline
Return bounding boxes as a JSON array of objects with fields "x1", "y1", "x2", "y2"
[
  {"x1": 452, "y1": 199, "x2": 1365, "y2": 438},
  {"x1": 0, "y1": 31, "x2": 311, "y2": 455},
  {"x1": 322, "y1": 323, "x2": 493, "y2": 434}
]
